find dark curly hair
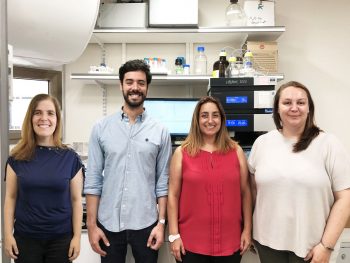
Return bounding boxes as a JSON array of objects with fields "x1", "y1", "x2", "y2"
[{"x1": 119, "y1": 59, "x2": 152, "y2": 85}]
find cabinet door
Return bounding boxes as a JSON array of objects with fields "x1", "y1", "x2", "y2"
[{"x1": 75, "y1": 233, "x2": 100, "y2": 263}]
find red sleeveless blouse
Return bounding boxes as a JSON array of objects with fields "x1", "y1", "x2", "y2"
[{"x1": 178, "y1": 149, "x2": 242, "y2": 256}]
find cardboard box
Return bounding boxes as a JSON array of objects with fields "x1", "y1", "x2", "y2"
[
  {"x1": 97, "y1": 3, "x2": 148, "y2": 28},
  {"x1": 243, "y1": 41, "x2": 278, "y2": 74},
  {"x1": 244, "y1": 0, "x2": 275, "y2": 26}
]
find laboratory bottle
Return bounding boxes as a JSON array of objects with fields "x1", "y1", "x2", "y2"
[
  {"x1": 235, "y1": 56, "x2": 243, "y2": 77},
  {"x1": 213, "y1": 50, "x2": 229, "y2": 78},
  {"x1": 194, "y1": 46, "x2": 207, "y2": 75},
  {"x1": 225, "y1": 0, "x2": 247, "y2": 27},
  {"x1": 243, "y1": 50, "x2": 255, "y2": 77},
  {"x1": 175, "y1": 57, "x2": 184, "y2": 75},
  {"x1": 183, "y1": 64, "x2": 190, "y2": 75},
  {"x1": 226, "y1": 56, "x2": 240, "y2": 78}
]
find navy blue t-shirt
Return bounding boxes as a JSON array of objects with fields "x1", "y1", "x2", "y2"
[{"x1": 7, "y1": 146, "x2": 83, "y2": 239}]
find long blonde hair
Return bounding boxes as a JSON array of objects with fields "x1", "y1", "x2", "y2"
[
  {"x1": 10, "y1": 94, "x2": 66, "y2": 161},
  {"x1": 182, "y1": 96, "x2": 236, "y2": 156}
]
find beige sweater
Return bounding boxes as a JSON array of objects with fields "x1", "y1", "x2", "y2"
[{"x1": 248, "y1": 130, "x2": 350, "y2": 257}]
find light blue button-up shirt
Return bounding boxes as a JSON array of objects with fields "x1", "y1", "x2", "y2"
[{"x1": 84, "y1": 110, "x2": 172, "y2": 232}]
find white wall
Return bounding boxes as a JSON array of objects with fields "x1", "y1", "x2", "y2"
[{"x1": 276, "y1": 0, "x2": 350, "y2": 151}]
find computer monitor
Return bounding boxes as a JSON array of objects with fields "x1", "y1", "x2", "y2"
[{"x1": 144, "y1": 98, "x2": 199, "y2": 136}]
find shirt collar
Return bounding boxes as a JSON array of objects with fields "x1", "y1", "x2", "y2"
[{"x1": 119, "y1": 106, "x2": 147, "y2": 122}]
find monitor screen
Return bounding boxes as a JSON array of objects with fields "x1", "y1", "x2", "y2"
[{"x1": 144, "y1": 98, "x2": 198, "y2": 136}]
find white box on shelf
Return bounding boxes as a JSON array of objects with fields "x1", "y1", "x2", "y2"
[
  {"x1": 97, "y1": 3, "x2": 148, "y2": 28},
  {"x1": 149, "y1": 0, "x2": 198, "y2": 27},
  {"x1": 244, "y1": 0, "x2": 275, "y2": 26}
]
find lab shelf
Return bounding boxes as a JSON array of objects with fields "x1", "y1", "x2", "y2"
[
  {"x1": 70, "y1": 73, "x2": 211, "y2": 86},
  {"x1": 72, "y1": 26, "x2": 285, "y2": 87},
  {"x1": 90, "y1": 26, "x2": 286, "y2": 45},
  {"x1": 70, "y1": 73, "x2": 284, "y2": 86}
]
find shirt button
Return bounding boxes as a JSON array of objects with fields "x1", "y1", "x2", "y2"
[
  {"x1": 122, "y1": 204, "x2": 126, "y2": 208},
  {"x1": 124, "y1": 188, "x2": 128, "y2": 191}
]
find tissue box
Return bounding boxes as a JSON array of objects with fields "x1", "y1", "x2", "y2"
[
  {"x1": 244, "y1": 0, "x2": 275, "y2": 26},
  {"x1": 97, "y1": 3, "x2": 148, "y2": 28}
]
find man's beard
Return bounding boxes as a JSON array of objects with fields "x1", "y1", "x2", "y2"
[{"x1": 123, "y1": 91, "x2": 146, "y2": 108}]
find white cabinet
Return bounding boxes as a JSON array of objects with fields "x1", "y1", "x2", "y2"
[{"x1": 75, "y1": 232, "x2": 100, "y2": 263}]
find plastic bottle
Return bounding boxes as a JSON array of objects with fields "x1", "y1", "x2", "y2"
[
  {"x1": 226, "y1": 56, "x2": 240, "y2": 78},
  {"x1": 183, "y1": 64, "x2": 190, "y2": 75},
  {"x1": 225, "y1": 0, "x2": 247, "y2": 27},
  {"x1": 194, "y1": 46, "x2": 207, "y2": 75},
  {"x1": 213, "y1": 50, "x2": 229, "y2": 78},
  {"x1": 243, "y1": 50, "x2": 255, "y2": 77}
]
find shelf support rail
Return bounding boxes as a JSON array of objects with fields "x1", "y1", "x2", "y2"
[
  {"x1": 91, "y1": 34, "x2": 106, "y2": 66},
  {"x1": 95, "y1": 81, "x2": 107, "y2": 117}
]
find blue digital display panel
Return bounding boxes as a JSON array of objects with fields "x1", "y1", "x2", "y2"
[
  {"x1": 226, "y1": 119, "x2": 249, "y2": 127},
  {"x1": 226, "y1": 96, "x2": 248, "y2": 104}
]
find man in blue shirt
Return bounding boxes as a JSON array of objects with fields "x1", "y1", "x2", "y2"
[{"x1": 84, "y1": 59, "x2": 172, "y2": 263}]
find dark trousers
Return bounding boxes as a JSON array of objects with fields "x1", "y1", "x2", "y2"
[
  {"x1": 254, "y1": 240, "x2": 311, "y2": 263},
  {"x1": 98, "y1": 221, "x2": 158, "y2": 263},
  {"x1": 14, "y1": 234, "x2": 71, "y2": 263},
  {"x1": 177, "y1": 250, "x2": 242, "y2": 263}
]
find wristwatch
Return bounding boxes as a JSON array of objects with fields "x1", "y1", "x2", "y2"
[
  {"x1": 159, "y1": 219, "x2": 166, "y2": 225},
  {"x1": 168, "y1": 234, "x2": 181, "y2": 243}
]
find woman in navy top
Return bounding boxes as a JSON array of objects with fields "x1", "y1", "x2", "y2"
[{"x1": 4, "y1": 94, "x2": 84, "y2": 263}]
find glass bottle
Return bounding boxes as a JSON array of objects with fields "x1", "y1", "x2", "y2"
[
  {"x1": 213, "y1": 50, "x2": 229, "y2": 78},
  {"x1": 226, "y1": 56, "x2": 240, "y2": 78},
  {"x1": 225, "y1": 0, "x2": 247, "y2": 27}
]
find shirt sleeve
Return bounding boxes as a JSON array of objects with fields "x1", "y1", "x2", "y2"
[
  {"x1": 4, "y1": 157, "x2": 16, "y2": 181},
  {"x1": 84, "y1": 122, "x2": 104, "y2": 196},
  {"x1": 155, "y1": 127, "x2": 172, "y2": 197},
  {"x1": 324, "y1": 134, "x2": 350, "y2": 192},
  {"x1": 69, "y1": 149, "x2": 85, "y2": 179},
  {"x1": 248, "y1": 136, "x2": 260, "y2": 175}
]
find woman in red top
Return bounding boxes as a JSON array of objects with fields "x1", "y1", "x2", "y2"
[{"x1": 167, "y1": 96, "x2": 252, "y2": 263}]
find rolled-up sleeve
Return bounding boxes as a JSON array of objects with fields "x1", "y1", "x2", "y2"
[
  {"x1": 84, "y1": 123, "x2": 104, "y2": 196},
  {"x1": 155, "y1": 128, "x2": 172, "y2": 197}
]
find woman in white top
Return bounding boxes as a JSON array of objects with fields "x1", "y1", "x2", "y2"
[{"x1": 248, "y1": 81, "x2": 350, "y2": 263}]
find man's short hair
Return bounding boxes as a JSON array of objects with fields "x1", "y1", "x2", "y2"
[{"x1": 119, "y1": 59, "x2": 152, "y2": 85}]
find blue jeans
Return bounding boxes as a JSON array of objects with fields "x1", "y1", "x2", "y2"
[
  {"x1": 14, "y1": 233, "x2": 72, "y2": 263},
  {"x1": 98, "y1": 221, "x2": 158, "y2": 263}
]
